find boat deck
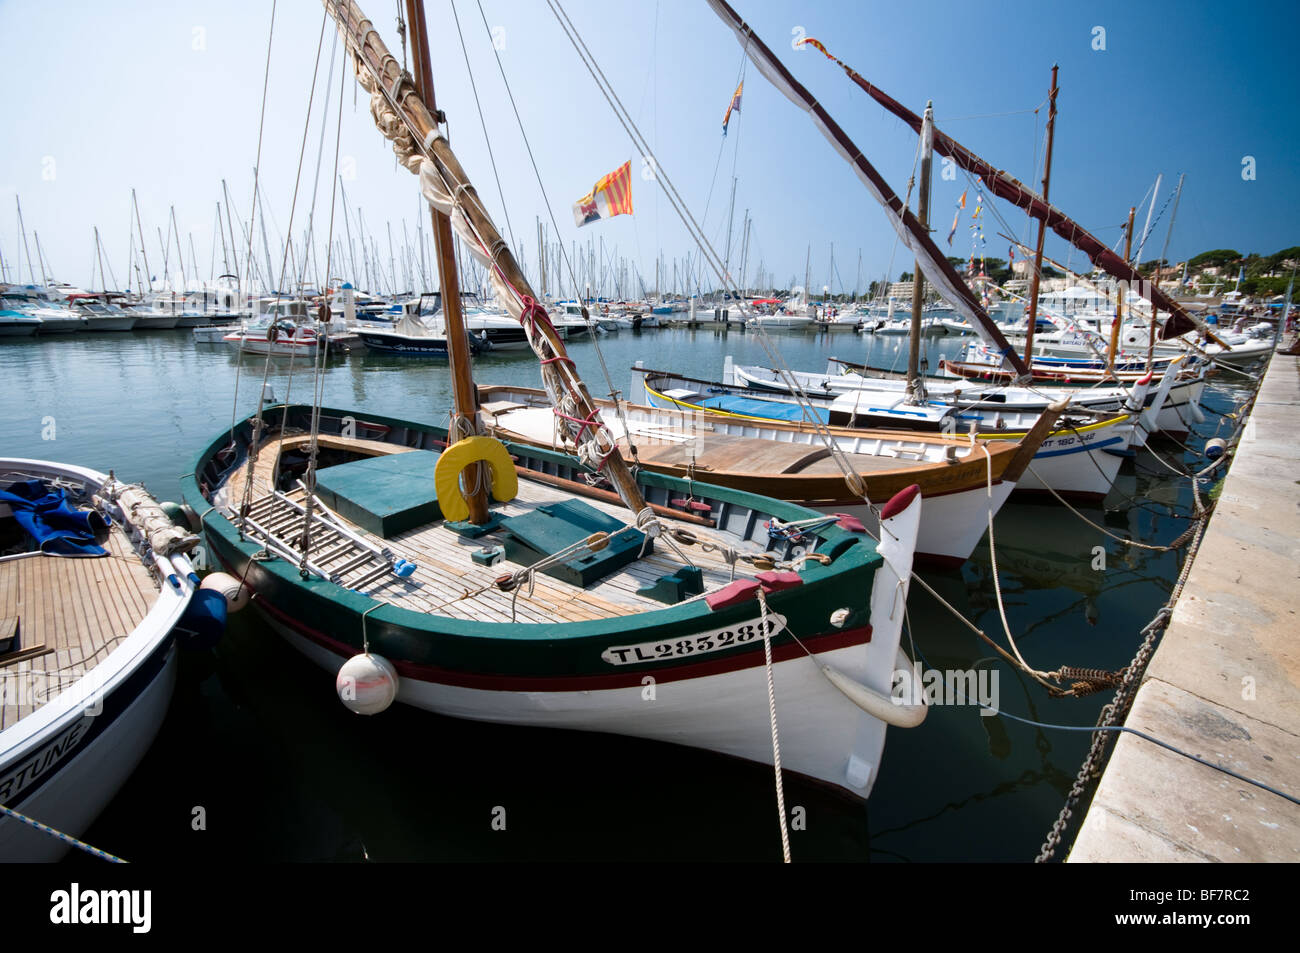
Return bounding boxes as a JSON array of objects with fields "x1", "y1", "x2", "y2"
[
  {"x1": 215, "y1": 435, "x2": 771, "y2": 624},
  {"x1": 0, "y1": 524, "x2": 159, "y2": 729},
  {"x1": 483, "y1": 402, "x2": 935, "y2": 474}
]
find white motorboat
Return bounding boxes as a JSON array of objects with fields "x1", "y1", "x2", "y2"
[
  {"x1": 0, "y1": 308, "x2": 42, "y2": 337},
  {"x1": 0, "y1": 458, "x2": 219, "y2": 860}
]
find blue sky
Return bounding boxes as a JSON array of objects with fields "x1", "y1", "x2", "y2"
[{"x1": 1, "y1": 0, "x2": 1296, "y2": 295}]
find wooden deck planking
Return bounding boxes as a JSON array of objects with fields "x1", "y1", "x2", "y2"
[
  {"x1": 0, "y1": 524, "x2": 159, "y2": 727},
  {"x1": 217, "y1": 435, "x2": 772, "y2": 626}
]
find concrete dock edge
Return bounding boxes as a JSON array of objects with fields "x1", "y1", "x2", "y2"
[{"x1": 1069, "y1": 350, "x2": 1300, "y2": 863}]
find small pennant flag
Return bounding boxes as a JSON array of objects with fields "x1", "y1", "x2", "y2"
[
  {"x1": 722, "y1": 81, "x2": 744, "y2": 135},
  {"x1": 572, "y1": 160, "x2": 634, "y2": 228},
  {"x1": 798, "y1": 36, "x2": 832, "y2": 58},
  {"x1": 1009, "y1": 245, "x2": 1016, "y2": 262},
  {"x1": 948, "y1": 190, "x2": 968, "y2": 245}
]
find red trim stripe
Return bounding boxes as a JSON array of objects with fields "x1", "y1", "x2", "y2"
[{"x1": 238, "y1": 568, "x2": 872, "y2": 692}]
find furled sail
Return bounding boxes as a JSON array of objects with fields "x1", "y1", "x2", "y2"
[
  {"x1": 322, "y1": 0, "x2": 647, "y2": 516},
  {"x1": 796, "y1": 34, "x2": 1211, "y2": 342},
  {"x1": 704, "y1": 0, "x2": 1029, "y2": 377}
]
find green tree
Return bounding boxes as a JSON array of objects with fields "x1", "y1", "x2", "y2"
[{"x1": 1188, "y1": 248, "x2": 1241, "y2": 269}]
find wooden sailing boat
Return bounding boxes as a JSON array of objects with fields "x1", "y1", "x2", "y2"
[
  {"x1": 185, "y1": 0, "x2": 934, "y2": 801},
  {"x1": 479, "y1": 382, "x2": 1061, "y2": 566},
  {"x1": 627, "y1": 370, "x2": 1131, "y2": 502}
]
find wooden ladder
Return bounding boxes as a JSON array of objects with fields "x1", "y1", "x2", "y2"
[{"x1": 237, "y1": 487, "x2": 407, "y2": 590}]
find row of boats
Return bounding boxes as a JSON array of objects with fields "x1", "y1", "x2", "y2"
[{"x1": 2, "y1": 0, "x2": 1281, "y2": 862}]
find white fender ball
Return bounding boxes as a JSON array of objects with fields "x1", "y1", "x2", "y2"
[
  {"x1": 336, "y1": 653, "x2": 399, "y2": 715},
  {"x1": 200, "y1": 571, "x2": 251, "y2": 613}
]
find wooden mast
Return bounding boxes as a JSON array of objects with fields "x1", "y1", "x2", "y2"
[
  {"x1": 1023, "y1": 65, "x2": 1058, "y2": 364},
  {"x1": 1148, "y1": 172, "x2": 1185, "y2": 370},
  {"x1": 406, "y1": 0, "x2": 488, "y2": 523},
  {"x1": 331, "y1": 0, "x2": 647, "y2": 515},
  {"x1": 1107, "y1": 207, "x2": 1136, "y2": 372},
  {"x1": 906, "y1": 102, "x2": 934, "y2": 402}
]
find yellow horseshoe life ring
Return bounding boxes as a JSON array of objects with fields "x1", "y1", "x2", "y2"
[{"x1": 434, "y1": 435, "x2": 519, "y2": 521}]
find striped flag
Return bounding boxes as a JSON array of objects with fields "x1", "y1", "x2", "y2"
[
  {"x1": 722, "y1": 81, "x2": 744, "y2": 135},
  {"x1": 572, "y1": 160, "x2": 634, "y2": 227},
  {"x1": 947, "y1": 190, "x2": 968, "y2": 245},
  {"x1": 798, "y1": 36, "x2": 832, "y2": 58}
]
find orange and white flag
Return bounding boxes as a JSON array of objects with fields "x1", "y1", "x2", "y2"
[{"x1": 572, "y1": 160, "x2": 634, "y2": 227}]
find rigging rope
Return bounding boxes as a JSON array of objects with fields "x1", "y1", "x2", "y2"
[
  {"x1": 468, "y1": 0, "x2": 640, "y2": 470},
  {"x1": 237, "y1": 8, "x2": 330, "y2": 535},
  {"x1": 449, "y1": 0, "x2": 516, "y2": 251},
  {"x1": 757, "y1": 589, "x2": 792, "y2": 864}
]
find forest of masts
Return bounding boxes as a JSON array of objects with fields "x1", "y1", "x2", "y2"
[{"x1": 5, "y1": 189, "x2": 890, "y2": 304}]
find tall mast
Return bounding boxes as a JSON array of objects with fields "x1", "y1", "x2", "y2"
[
  {"x1": 129, "y1": 210, "x2": 143, "y2": 292},
  {"x1": 33, "y1": 231, "x2": 50, "y2": 286},
  {"x1": 221, "y1": 179, "x2": 241, "y2": 283},
  {"x1": 16, "y1": 197, "x2": 37, "y2": 285},
  {"x1": 1023, "y1": 65, "x2": 1058, "y2": 363},
  {"x1": 157, "y1": 226, "x2": 171, "y2": 288},
  {"x1": 1149, "y1": 172, "x2": 1185, "y2": 368},
  {"x1": 723, "y1": 176, "x2": 738, "y2": 284},
  {"x1": 172, "y1": 207, "x2": 188, "y2": 292},
  {"x1": 340, "y1": 179, "x2": 358, "y2": 284},
  {"x1": 405, "y1": 0, "x2": 487, "y2": 522},
  {"x1": 1134, "y1": 173, "x2": 1162, "y2": 270},
  {"x1": 132, "y1": 189, "x2": 153, "y2": 294},
  {"x1": 93, "y1": 226, "x2": 108, "y2": 292},
  {"x1": 537, "y1": 218, "x2": 546, "y2": 298},
  {"x1": 739, "y1": 214, "x2": 752, "y2": 296},
  {"x1": 217, "y1": 201, "x2": 231, "y2": 275},
  {"x1": 906, "y1": 102, "x2": 934, "y2": 402},
  {"x1": 329, "y1": 0, "x2": 646, "y2": 515},
  {"x1": 1107, "y1": 207, "x2": 1135, "y2": 370},
  {"x1": 826, "y1": 241, "x2": 834, "y2": 303}
]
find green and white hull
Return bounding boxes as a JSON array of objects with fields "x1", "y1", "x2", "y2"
[{"x1": 186, "y1": 404, "x2": 924, "y2": 799}]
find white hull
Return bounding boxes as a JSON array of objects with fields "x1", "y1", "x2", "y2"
[
  {"x1": 747, "y1": 316, "x2": 816, "y2": 329},
  {"x1": 1015, "y1": 429, "x2": 1127, "y2": 497},
  {"x1": 228, "y1": 339, "x2": 323, "y2": 356},
  {"x1": 131, "y1": 313, "x2": 181, "y2": 330},
  {"x1": 32, "y1": 317, "x2": 86, "y2": 333},
  {"x1": 0, "y1": 647, "x2": 178, "y2": 861},
  {"x1": 81, "y1": 316, "x2": 138, "y2": 332},
  {"x1": 814, "y1": 482, "x2": 1010, "y2": 567},
  {"x1": 276, "y1": 621, "x2": 895, "y2": 796},
  {"x1": 0, "y1": 457, "x2": 198, "y2": 860},
  {"x1": 262, "y1": 488, "x2": 923, "y2": 800},
  {"x1": 730, "y1": 361, "x2": 1201, "y2": 438}
]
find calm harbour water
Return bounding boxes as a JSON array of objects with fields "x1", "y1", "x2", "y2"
[{"x1": 0, "y1": 325, "x2": 1248, "y2": 862}]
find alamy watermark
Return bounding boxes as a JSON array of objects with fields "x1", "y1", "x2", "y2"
[{"x1": 892, "y1": 663, "x2": 1000, "y2": 715}]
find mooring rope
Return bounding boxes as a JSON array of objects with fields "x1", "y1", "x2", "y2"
[
  {"x1": 0, "y1": 803, "x2": 127, "y2": 863},
  {"x1": 756, "y1": 589, "x2": 791, "y2": 864}
]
